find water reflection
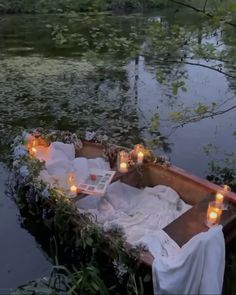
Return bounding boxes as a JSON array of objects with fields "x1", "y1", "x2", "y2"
[{"x1": 0, "y1": 12, "x2": 236, "y2": 175}]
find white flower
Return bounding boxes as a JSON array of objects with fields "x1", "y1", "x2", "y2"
[
  {"x1": 22, "y1": 131, "x2": 30, "y2": 141},
  {"x1": 113, "y1": 259, "x2": 128, "y2": 279},
  {"x1": 19, "y1": 166, "x2": 29, "y2": 178},
  {"x1": 85, "y1": 131, "x2": 96, "y2": 141},
  {"x1": 14, "y1": 144, "x2": 27, "y2": 159}
]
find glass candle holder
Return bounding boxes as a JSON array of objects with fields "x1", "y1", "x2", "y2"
[
  {"x1": 220, "y1": 184, "x2": 231, "y2": 210},
  {"x1": 134, "y1": 144, "x2": 145, "y2": 164},
  {"x1": 215, "y1": 192, "x2": 224, "y2": 204},
  {"x1": 206, "y1": 201, "x2": 223, "y2": 227},
  {"x1": 118, "y1": 151, "x2": 129, "y2": 173}
]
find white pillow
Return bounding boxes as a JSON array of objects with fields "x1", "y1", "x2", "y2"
[{"x1": 49, "y1": 142, "x2": 75, "y2": 160}]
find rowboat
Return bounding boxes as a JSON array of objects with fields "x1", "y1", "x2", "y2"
[
  {"x1": 12, "y1": 132, "x2": 236, "y2": 294},
  {"x1": 78, "y1": 141, "x2": 236, "y2": 268}
]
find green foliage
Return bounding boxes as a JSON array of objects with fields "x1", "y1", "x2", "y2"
[
  {"x1": 68, "y1": 265, "x2": 109, "y2": 295},
  {"x1": 224, "y1": 254, "x2": 236, "y2": 295},
  {"x1": 203, "y1": 144, "x2": 236, "y2": 190},
  {"x1": 149, "y1": 113, "x2": 160, "y2": 132},
  {"x1": 194, "y1": 103, "x2": 209, "y2": 115},
  {"x1": 169, "y1": 111, "x2": 185, "y2": 123},
  {"x1": 172, "y1": 80, "x2": 187, "y2": 96}
]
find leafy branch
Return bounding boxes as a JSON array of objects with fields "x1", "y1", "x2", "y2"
[
  {"x1": 167, "y1": 104, "x2": 236, "y2": 136},
  {"x1": 168, "y1": 0, "x2": 236, "y2": 28}
]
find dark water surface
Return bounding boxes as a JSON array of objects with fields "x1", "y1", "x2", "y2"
[
  {"x1": 0, "y1": 164, "x2": 51, "y2": 293},
  {"x1": 0, "y1": 9, "x2": 236, "y2": 288}
]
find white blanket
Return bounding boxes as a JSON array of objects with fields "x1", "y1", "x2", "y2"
[
  {"x1": 152, "y1": 225, "x2": 225, "y2": 295},
  {"x1": 76, "y1": 181, "x2": 191, "y2": 244}
]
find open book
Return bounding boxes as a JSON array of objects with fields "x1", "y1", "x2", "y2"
[{"x1": 77, "y1": 168, "x2": 116, "y2": 196}]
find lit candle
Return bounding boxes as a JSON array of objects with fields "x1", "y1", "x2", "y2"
[
  {"x1": 208, "y1": 211, "x2": 218, "y2": 224},
  {"x1": 206, "y1": 201, "x2": 222, "y2": 227},
  {"x1": 119, "y1": 162, "x2": 128, "y2": 173},
  {"x1": 118, "y1": 151, "x2": 129, "y2": 173},
  {"x1": 70, "y1": 185, "x2": 77, "y2": 195},
  {"x1": 134, "y1": 144, "x2": 145, "y2": 164},
  {"x1": 137, "y1": 151, "x2": 144, "y2": 164},
  {"x1": 215, "y1": 192, "x2": 224, "y2": 204},
  {"x1": 68, "y1": 173, "x2": 75, "y2": 186}
]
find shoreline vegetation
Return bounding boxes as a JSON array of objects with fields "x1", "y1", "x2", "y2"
[{"x1": 0, "y1": 0, "x2": 167, "y2": 14}]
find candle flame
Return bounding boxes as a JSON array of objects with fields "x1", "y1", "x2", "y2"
[
  {"x1": 138, "y1": 151, "x2": 144, "y2": 157},
  {"x1": 70, "y1": 185, "x2": 77, "y2": 193},
  {"x1": 31, "y1": 147, "x2": 37, "y2": 153},
  {"x1": 209, "y1": 211, "x2": 217, "y2": 219}
]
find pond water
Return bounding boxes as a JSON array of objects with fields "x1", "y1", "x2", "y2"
[{"x1": 0, "y1": 8, "x2": 236, "y2": 289}]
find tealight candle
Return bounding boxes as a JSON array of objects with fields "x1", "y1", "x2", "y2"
[
  {"x1": 215, "y1": 192, "x2": 224, "y2": 204},
  {"x1": 119, "y1": 162, "x2": 128, "y2": 173},
  {"x1": 137, "y1": 151, "x2": 144, "y2": 164}
]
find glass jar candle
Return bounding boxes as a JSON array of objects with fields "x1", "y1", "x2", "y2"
[
  {"x1": 118, "y1": 151, "x2": 129, "y2": 173},
  {"x1": 206, "y1": 201, "x2": 223, "y2": 227}
]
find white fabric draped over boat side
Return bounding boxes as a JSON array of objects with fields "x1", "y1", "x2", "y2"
[{"x1": 152, "y1": 225, "x2": 225, "y2": 295}]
